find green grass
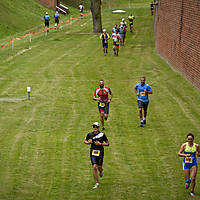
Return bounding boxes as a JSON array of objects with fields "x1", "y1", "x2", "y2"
[{"x1": 0, "y1": 1, "x2": 200, "y2": 200}]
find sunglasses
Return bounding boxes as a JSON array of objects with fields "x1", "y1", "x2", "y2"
[
  {"x1": 93, "y1": 125, "x2": 99, "y2": 128},
  {"x1": 187, "y1": 138, "x2": 193, "y2": 141}
]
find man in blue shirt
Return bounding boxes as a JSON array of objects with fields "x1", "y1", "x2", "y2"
[
  {"x1": 134, "y1": 76, "x2": 152, "y2": 127},
  {"x1": 44, "y1": 12, "x2": 50, "y2": 32},
  {"x1": 54, "y1": 11, "x2": 60, "y2": 27}
]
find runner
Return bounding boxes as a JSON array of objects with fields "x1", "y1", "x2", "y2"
[
  {"x1": 79, "y1": 3, "x2": 84, "y2": 19},
  {"x1": 112, "y1": 24, "x2": 119, "y2": 33},
  {"x1": 178, "y1": 133, "x2": 200, "y2": 197},
  {"x1": 100, "y1": 29, "x2": 110, "y2": 56},
  {"x1": 93, "y1": 80, "x2": 112, "y2": 130},
  {"x1": 119, "y1": 19, "x2": 127, "y2": 46},
  {"x1": 54, "y1": 11, "x2": 60, "y2": 27},
  {"x1": 44, "y1": 12, "x2": 50, "y2": 32},
  {"x1": 84, "y1": 122, "x2": 109, "y2": 189},
  {"x1": 128, "y1": 13, "x2": 135, "y2": 32},
  {"x1": 134, "y1": 76, "x2": 152, "y2": 127},
  {"x1": 112, "y1": 29, "x2": 120, "y2": 56}
]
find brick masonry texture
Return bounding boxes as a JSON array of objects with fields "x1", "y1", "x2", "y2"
[
  {"x1": 37, "y1": 0, "x2": 57, "y2": 9},
  {"x1": 155, "y1": 0, "x2": 200, "y2": 89}
]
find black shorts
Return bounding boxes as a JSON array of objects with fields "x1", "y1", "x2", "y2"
[
  {"x1": 98, "y1": 102, "x2": 109, "y2": 114},
  {"x1": 55, "y1": 19, "x2": 59, "y2": 24},
  {"x1": 102, "y1": 42, "x2": 108, "y2": 48},
  {"x1": 138, "y1": 100, "x2": 149, "y2": 110},
  {"x1": 90, "y1": 149, "x2": 104, "y2": 166},
  {"x1": 129, "y1": 22, "x2": 133, "y2": 26},
  {"x1": 45, "y1": 21, "x2": 49, "y2": 27}
]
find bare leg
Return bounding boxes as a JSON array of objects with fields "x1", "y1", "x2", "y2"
[
  {"x1": 104, "y1": 114, "x2": 108, "y2": 120},
  {"x1": 190, "y1": 166, "x2": 197, "y2": 193},
  {"x1": 100, "y1": 112, "x2": 104, "y2": 128},
  {"x1": 93, "y1": 164, "x2": 99, "y2": 183},
  {"x1": 139, "y1": 108, "x2": 143, "y2": 120}
]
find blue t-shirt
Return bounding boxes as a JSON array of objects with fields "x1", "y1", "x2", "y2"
[
  {"x1": 54, "y1": 14, "x2": 59, "y2": 19},
  {"x1": 44, "y1": 15, "x2": 50, "y2": 22},
  {"x1": 135, "y1": 83, "x2": 152, "y2": 102}
]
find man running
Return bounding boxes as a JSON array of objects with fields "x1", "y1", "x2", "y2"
[
  {"x1": 178, "y1": 133, "x2": 200, "y2": 197},
  {"x1": 44, "y1": 12, "x2": 50, "y2": 32},
  {"x1": 112, "y1": 24, "x2": 119, "y2": 33},
  {"x1": 79, "y1": 3, "x2": 84, "y2": 19},
  {"x1": 112, "y1": 29, "x2": 120, "y2": 56},
  {"x1": 93, "y1": 80, "x2": 112, "y2": 130},
  {"x1": 128, "y1": 13, "x2": 135, "y2": 32},
  {"x1": 119, "y1": 19, "x2": 127, "y2": 46},
  {"x1": 84, "y1": 122, "x2": 109, "y2": 189},
  {"x1": 54, "y1": 11, "x2": 60, "y2": 27},
  {"x1": 100, "y1": 29, "x2": 110, "y2": 56},
  {"x1": 134, "y1": 76, "x2": 152, "y2": 127}
]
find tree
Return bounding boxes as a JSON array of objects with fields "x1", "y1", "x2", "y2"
[{"x1": 90, "y1": 0, "x2": 102, "y2": 33}]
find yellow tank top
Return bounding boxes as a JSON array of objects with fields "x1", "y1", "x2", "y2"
[{"x1": 185, "y1": 142, "x2": 196, "y2": 153}]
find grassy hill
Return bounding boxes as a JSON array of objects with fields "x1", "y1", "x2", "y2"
[
  {"x1": 61, "y1": 0, "x2": 90, "y2": 9},
  {"x1": 0, "y1": 0, "x2": 200, "y2": 199},
  {"x1": 0, "y1": 0, "x2": 79, "y2": 39}
]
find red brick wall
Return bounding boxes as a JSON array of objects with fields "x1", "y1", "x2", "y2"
[
  {"x1": 37, "y1": 0, "x2": 57, "y2": 9},
  {"x1": 155, "y1": 0, "x2": 200, "y2": 89}
]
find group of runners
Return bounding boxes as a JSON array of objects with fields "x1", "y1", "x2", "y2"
[
  {"x1": 84, "y1": 77, "x2": 153, "y2": 189},
  {"x1": 43, "y1": 5, "x2": 198, "y2": 197},
  {"x1": 100, "y1": 14, "x2": 135, "y2": 56}
]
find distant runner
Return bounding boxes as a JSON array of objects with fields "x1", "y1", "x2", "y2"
[
  {"x1": 54, "y1": 11, "x2": 60, "y2": 27},
  {"x1": 134, "y1": 76, "x2": 152, "y2": 127},
  {"x1": 128, "y1": 14, "x2": 135, "y2": 32},
  {"x1": 178, "y1": 133, "x2": 200, "y2": 197},
  {"x1": 112, "y1": 24, "x2": 119, "y2": 33},
  {"x1": 79, "y1": 3, "x2": 84, "y2": 19},
  {"x1": 84, "y1": 122, "x2": 109, "y2": 189},
  {"x1": 93, "y1": 80, "x2": 112, "y2": 130},
  {"x1": 119, "y1": 19, "x2": 127, "y2": 46},
  {"x1": 112, "y1": 29, "x2": 120, "y2": 56},
  {"x1": 44, "y1": 12, "x2": 50, "y2": 32},
  {"x1": 150, "y1": 2, "x2": 154, "y2": 15},
  {"x1": 100, "y1": 29, "x2": 110, "y2": 56}
]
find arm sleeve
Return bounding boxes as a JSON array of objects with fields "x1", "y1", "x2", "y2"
[
  {"x1": 103, "y1": 134, "x2": 108, "y2": 142},
  {"x1": 134, "y1": 84, "x2": 138, "y2": 89},
  {"x1": 94, "y1": 89, "x2": 97, "y2": 97},
  {"x1": 107, "y1": 34, "x2": 110, "y2": 39},
  {"x1": 100, "y1": 34, "x2": 102, "y2": 39},
  {"x1": 147, "y1": 85, "x2": 152, "y2": 92},
  {"x1": 86, "y1": 133, "x2": 91, "y2": 140}
]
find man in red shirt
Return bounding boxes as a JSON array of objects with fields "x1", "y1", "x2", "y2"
[{"x1": 93, "y1": 80, "x2": 113, "y2": 130}]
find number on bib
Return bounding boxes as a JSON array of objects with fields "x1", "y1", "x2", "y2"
[
  {"x1": 185, "y1": 157, "x2": 193, "y2": 163},
  {"x1": 140, "y1": 92, "x2": 145, "y2": 96},
  {"x1": 99, "y1": 103, "x2": 105, "y2": 108},
  {"x1": 92, "y1": 150, "x2": 100, "y2": 157}
]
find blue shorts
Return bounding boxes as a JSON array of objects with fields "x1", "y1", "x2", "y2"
[
  {"x1": 138, "y1": 100, "x2": 149, "y2": 110},
  {"x1": 183, "y1": 162, "x2": 197, "y2": 170}
]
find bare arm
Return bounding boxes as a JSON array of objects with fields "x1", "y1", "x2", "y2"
[
  {"x1": 93, "y1": 96, "x2": 100, "y2": 101},
  {"x1": 134, "y1": 88, "x2": 139, "y2": 96},
  {"x1": 196, "y1": 144, "x2": 200, "y2": 157},
  {"x1": 178, "y1": 143, "x2": 190, "y2": 157},
  {"x1": 94, "y1": 140, "x2": 109, "y2": 146},
  {"x1": 84, "y1": 139, "x2": 92, "y2": 145}
]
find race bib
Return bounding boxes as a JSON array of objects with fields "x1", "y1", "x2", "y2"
[
  {"x1": 99, "y1": 103, "x2": 105, "y2": 107},
  {"x1": 92, "y1": 150, "x2": 100, "y2": 157},
  {"x1": 140, "y1": 92, "x2": 146, "y2": 96},
  {"x1": 185, "y1": 157, "x2": 193, "y2": 163}
]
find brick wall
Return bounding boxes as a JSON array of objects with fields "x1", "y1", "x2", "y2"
[
  {"x1": 37, "y1": 0, "x2": 57, "y2": 9},
  {"x1": 155, "y1": 0, "x2": 200, "y2": 89}
]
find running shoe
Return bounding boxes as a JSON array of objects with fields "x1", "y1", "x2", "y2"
[
  {"x1": 93, "y1": 183, "x2": 99, "y2": 189},
  {"x1": 143, "y1": 119, "x2": 146, "y2": 125},
  {"x1": 140, "y1": 122, "x2": 143, "y2": 127},
  {"x1": 99, "y1": 170, "x2": 103, "y2": 178},
  {"x1": 190, "y1": 192, "x2": 195, "y2": 197}
]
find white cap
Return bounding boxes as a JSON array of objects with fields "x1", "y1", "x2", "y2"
[
  {"x1": 56, "y1": 11, "x2": 58, "y2": 14},
  {"x1": 46, "y1": 12, "x2": 48, "y2": 15},
  {"x1": 103, "y1": 29, "x2": 106, "y2": 32},
  {"x1": 93, "y1": 122, "x2": 100, "y2": 127},
  {"x1": 122, "y1": 18, "x2": 125, "y2": 21}
]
